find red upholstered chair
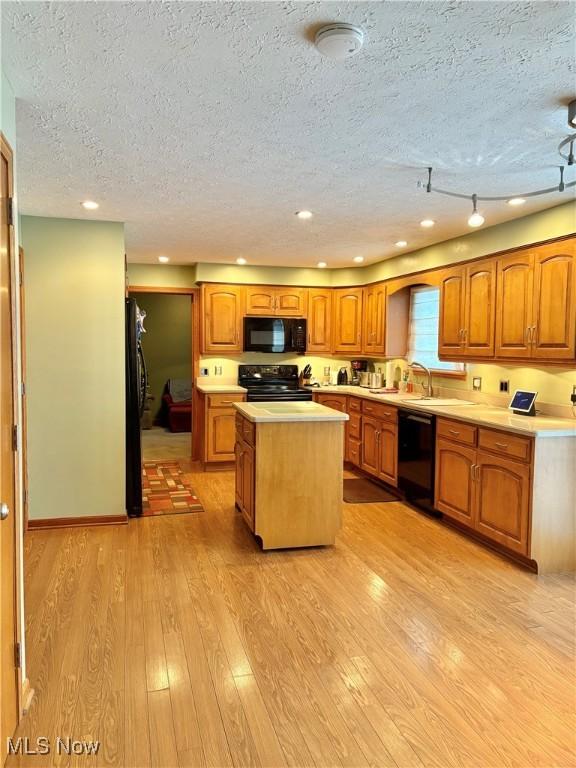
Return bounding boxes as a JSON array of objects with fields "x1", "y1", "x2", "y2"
[{"x1": 162, "y1": 379, "x2": 192, "y2": 432}]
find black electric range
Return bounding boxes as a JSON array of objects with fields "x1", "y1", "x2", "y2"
[{"x1": 238, "y1": 364, "x2": 313, "y2": 402}]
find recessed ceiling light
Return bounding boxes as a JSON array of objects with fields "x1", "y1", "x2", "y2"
[
  {"x1": 353, "y1": 255, "x2": 364, "y2": 263},
  {"x1": 507, "y1": 197, "x2": 526, "y2": 206},
  {"x1": 158, "y1": 255, "x2": 169, "y2": 263},
  {"x1": 296, "y1": 210, "x2": 313, "y2": 220},
  {"x1": 317, "y1": 261, "x2": 327, "y2": 269},
  {"x1": 395, "y1": 240, "x2": 408, "y2": 247},
  {"x1": 420, "y1": 219, "x2": 435, "y2": 228},
  {"x1": 81, "y1": 200, "x2": 99, "y2": 210},
  {"x1": 236, "y1": 257, "x2": 247, "y2": 265}
]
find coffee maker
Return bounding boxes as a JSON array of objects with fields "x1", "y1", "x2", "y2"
[{"x1": 350, "y1": 359, "x2": 369, "y2": 386}]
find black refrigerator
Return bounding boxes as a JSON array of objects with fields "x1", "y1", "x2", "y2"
[{"x1": 125, "y1": 297, "x2": 146, "y2": 516}]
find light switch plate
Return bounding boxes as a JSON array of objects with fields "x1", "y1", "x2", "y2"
[
  {"x1": 215, "y1": 366, "x2": 223, "y2": 375},
  {"x1": 472, "y1": 377, "x2": 482, "y2": 391}
]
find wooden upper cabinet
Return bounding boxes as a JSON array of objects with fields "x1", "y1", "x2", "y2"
[
  {"x1": 495, "y1": 251, "x2": 534, "y2": 359},
  {"x1": 202, "y1": 284, "x2": 243, "y2": 353},
  {"x1": 495, "y1": 236, "x2": 575, "y2": 361},
  {"x1": 245, "y1": 287, "x2": 276, "y2": 316},
  {"x1": 531, "y1": 239, "x2": 576, "y2": 360},
  {"x1": 245, "y1": 286, "x2": 307, "y2": 316},
  {"x1": 333, "y1": 288, "x2": 363, "y2": 354},
  {"x1": 307, "y1": 288, "x2": 332, "y2": 353},
  {"x1": 362, "y1": 283, "x2": 386, "y2": 356},
  {"x1": 276, "y1": 288, "x2": 307, "y2": 316},
  {"x1": 463, "y1": 261, "x2": 496, "y2": 357},
  {"x1": 438, "y1": 268, "x2": 466, "y2": 357}
]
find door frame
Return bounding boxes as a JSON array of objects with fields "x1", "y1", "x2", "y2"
[
  {"x1": 1, "y1": 131, "x2": 29, "y2": 751},
  {"x1": 127, "y1": 284, "x2": 200, "y2": 461}
]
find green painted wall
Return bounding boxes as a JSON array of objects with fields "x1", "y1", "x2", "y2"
[
  {"x1": 22, "y1": 215, "x2": 126, "y2": 520},
  {"x1": 132, "y1": 293, "x2": 192, "y2": 421},
  {"x1": 128, "y1": 263, "x2": 197, "y2": 288}
]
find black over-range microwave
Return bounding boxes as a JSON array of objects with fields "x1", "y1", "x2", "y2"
[{"x1": 243, "y1": 317, "x2": 307, "y2": 354}]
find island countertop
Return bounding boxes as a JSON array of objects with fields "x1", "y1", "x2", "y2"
[{"x1": 234, "y1": 400, "x2": 350, "y2": 423}]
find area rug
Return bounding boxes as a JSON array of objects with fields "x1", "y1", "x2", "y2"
[
  {"x1": 343, "y1": 477, "x2": 399, "y2": 503},
  {"x1": 142, "y1": 461, "x2": 204, "y2": 516}
]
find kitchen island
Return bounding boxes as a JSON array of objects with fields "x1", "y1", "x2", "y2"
[{"x1": 233, "y1": 401, "x2": 349, "y2": 549}]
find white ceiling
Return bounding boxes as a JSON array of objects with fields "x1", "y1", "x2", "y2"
[{"x1": 2, "y1": 1, "x2": 575, "y2": 267}]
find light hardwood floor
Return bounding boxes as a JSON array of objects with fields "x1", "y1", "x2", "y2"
[
  {"x1": 142, "y1": 427, "x2": 191, "y2": 461},
  {"x1": 9, "y1": 466, "x2": 576, "y2": 768}
]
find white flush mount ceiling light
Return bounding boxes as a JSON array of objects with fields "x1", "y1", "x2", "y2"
[
  {"x1": 236, "y1": 257, "x2": 247, "y2": 265},
  {"x1": 295, "y1": 210, "x2": 313, "y2": 220},
  {"x1": 158, "y1": 255, "x2": 169, "y2": 263},
  {"x1": 420, "y1": 219, "x2": 435, "y2": 228},
  {"x1": 81, "y1": 200, "x2": 99, "y2": 210},
  {"x1": 317, "y1": 261, "x2": 327, "y2": 269},
  {"x1": 419, "y1": 101, "x2": 576, "y2": 227},
  {"x1": 353, "y1": 255, "x2": 364, "y2": 263},
  {"x1": 395, "y1": 240, "x2": 408, "y2": 247},
  {"x1": 467, "y1": 195, "x2": 485, "y2": 228},
  {"x1": 315, "y1": 24, "x2": 364, "y2": 60}
]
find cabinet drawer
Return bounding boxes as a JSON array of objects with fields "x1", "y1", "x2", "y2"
[
  {"x1": 478, "y1": 429, "x2": 532, "y2": 462},
  {"x1": 361, "y1": 400, "x2": 397, "y2": 423},
  {"x1": 208, "y1": 393, "x2": 245, "y2": 408},
  {"x1": 348, "y1": 438, "x2": 361, "y2": 467},
  {"x1": 437, "y1": 418, "x2": 477, "y2": 447},
  {"x1": 348, "y1": 397, "x2": 362, "y2": 413},
  {"x1": 348, "y1": 411, "x2": 362, "y2": 440}
]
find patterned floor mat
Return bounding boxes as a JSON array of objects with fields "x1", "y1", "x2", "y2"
[{"x1": 142, "y1": 461, "x2": 204, "y2": 516}]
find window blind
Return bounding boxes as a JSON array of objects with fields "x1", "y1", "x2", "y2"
[{"x1": 407, "y1": 286, "x2": 465, "y2": 373}]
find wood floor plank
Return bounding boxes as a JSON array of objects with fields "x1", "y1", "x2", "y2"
[{"x1": 148, "y1": 689, "x2": 178, "y2": 768}]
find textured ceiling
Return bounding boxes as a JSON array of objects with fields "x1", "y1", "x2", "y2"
[{"x1": 2, "y1": 1, "x2": 575, "y2": 266}]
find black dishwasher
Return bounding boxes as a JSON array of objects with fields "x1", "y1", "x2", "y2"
[{"x1": 398, "y1": 410, "x2": 438, "y2": 515}]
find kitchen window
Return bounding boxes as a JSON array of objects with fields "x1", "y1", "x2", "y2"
[{"x1": 407, "y1": 286, "x2": 466, "y2": 375}]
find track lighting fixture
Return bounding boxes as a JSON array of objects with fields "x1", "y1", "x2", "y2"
[{"x1": 467, "y1": 195, "x2": 485, "y2": 228}]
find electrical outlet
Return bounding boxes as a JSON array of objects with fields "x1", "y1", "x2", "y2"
[
  {"x1": 214, "y1": 366, "x2": 222, "y2": 376},
  {"x1": 571, "y1": 385, "x2": 576, "y2": 405},
  {"x1": 499, "y1": 380, "x2": 510, "y2": 393},
  {"x1": 200, "y1": 367, "x2": 209, "y2": 377},
  {"x1": 472, "y1": 377, "x2": 482, "y2": 391}
]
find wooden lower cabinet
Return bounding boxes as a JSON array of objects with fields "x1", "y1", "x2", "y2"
[
  {"x1": 235, "y1": 437, "x2": 255, "y2": 530},
  {"x1": 313, "y1": 392, "x2": 349, "y2": 459},
  {"x1": 475, "y1": 452, "x2": 531, "y2": 555},
  {"x1": 361, "y1": 415, "x2": 397, "y2": 486},
  {"x1": 435, "y1": 438, "x2": 476, "y2": 526},
  {"x1": 435, "y1": 420, "x2": 532, "y2": 557},
  {"x1": 200, "y1": 391, "x2": 246, "y2": 466}
]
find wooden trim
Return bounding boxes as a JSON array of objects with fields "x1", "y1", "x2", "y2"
[
  {"x1": 128, "y1": 285, "x2": 196, "y2": 295},
  {"x1": 429, "y1": 368, "x2": 468, "y2": 379},
  {"x1": 28, "y1": 514, "x2": 128, "y2": 530},
  {"x1": 21, "y1": 678, "x2": 34, "y2": 714}
]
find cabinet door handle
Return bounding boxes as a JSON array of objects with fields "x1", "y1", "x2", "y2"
[
  {"x1": 470, "y1": 463, "x2": 477, "y2": 481},
  {"x1": 375, "y1": 430, "x2": 380, "y2": 443},
  {"x1": 448, "y1": 429, "x2": 460, "y2": 436},
  {"x1": 475, "y1": 464, "x2": 480, "y2": 481},
  {"x1": 531, "y1": 325, "x2": 537, "y2": 346},
  {"x1": 494, "y1": 441, "x2": 508, "y2": 450}
]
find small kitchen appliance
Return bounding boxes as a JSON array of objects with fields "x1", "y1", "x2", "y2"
[
  {"x1": 337, "y1": 366, "x2": 349, "y2": 385},
  {"x1": 350, "y1": 359, "x2": 369, "y2": 386}
]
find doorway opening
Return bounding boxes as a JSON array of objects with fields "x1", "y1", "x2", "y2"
[
  {"x1": 131, "y1": 291, "x2": 193, "y2": 461},
  {"x1": 127, "y1": 285, "x2": 200, "y2": 516}
]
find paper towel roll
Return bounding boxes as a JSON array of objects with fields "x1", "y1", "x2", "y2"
[{"x1": 385, "y1": 362, "x2": 395, "y2": 387}]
